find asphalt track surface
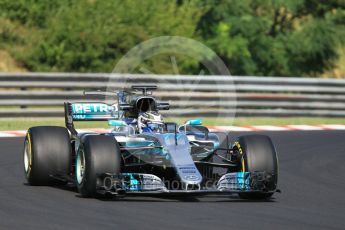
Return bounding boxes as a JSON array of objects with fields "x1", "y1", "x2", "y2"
[{"x1": 0, "y1": 131, "x2": 345, "y2": 230}]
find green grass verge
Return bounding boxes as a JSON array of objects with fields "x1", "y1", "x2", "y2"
[
  {"x1": 0, "y1": 117, "x2": 345, "y2": 131},
  {"x1": 0, "y1": 118, "x2": 107, "y2": 131}
]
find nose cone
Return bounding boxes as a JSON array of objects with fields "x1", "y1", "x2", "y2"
[{"x1": 177, "y1": 164, "x2": 203, "y2": 186}]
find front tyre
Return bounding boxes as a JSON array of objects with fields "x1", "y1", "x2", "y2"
[
  {"x1": 76, "y1": 135, "x2": 121, "y2": 197},
  {"x1": 233, "y1": 135, "x2": 278, "y2": 200}
]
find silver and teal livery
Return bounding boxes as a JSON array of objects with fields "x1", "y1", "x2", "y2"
[{"x1": 65, "y1": 85, "x2": 279, "y2": 198}]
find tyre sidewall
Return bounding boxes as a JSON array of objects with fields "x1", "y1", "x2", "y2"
[
  {"x1": 235, "y1": 135, "x2": 278, "y2": 199},
  {"x1": 24, "y1": 126, "x2": 71, "y2": 185},
  {"x1": 76, "y1": 135, "x2": 121, "y2": 197}
]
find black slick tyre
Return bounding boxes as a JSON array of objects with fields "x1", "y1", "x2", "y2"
[
  {"x1": 76, "y1": 135, "x2": 121, "y2": 197},
  {"x1": 233, "y1": 135, "x2": 278, "y2": 200},
  {"x1": 24, "y1": 126, "x2": 71, "y2": 185}
]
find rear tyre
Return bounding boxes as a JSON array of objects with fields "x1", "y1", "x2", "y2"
[
  {"x1": 24, "y1": 126, "x2": 71, "y2": 185},
  {"x1": 76, "y1": 135, "x2": 121, "y2": 197},
  {"x1": 233, "y1": 135, "x2": 278, "y2": 200}
]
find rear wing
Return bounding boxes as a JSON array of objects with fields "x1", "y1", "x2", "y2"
[{"x1": 64, "y1": 102, "x2": 119, "y2": 136}]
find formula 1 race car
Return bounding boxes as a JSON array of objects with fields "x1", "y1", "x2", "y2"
[{"x1": 23, "y1": 85, "x2": 279, "y2": 199}]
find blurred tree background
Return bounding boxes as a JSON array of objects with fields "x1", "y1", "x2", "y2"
[{"x1": 0, "y1": 0, "x2": 344, "y2": 77}]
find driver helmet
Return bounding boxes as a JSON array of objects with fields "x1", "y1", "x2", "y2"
[{"x1": 138, "y1": 111, "x2": 163, "y2": 133}]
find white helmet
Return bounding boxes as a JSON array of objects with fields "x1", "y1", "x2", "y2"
[{"x1": 138, "y1": 111, "x2": 163, "y2": 133}]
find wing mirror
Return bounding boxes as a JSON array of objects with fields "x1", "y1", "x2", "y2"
[
  {"x1": 185, "y1": 119, "x2": 202, "y2": 126},
  {"x1": 178, "y1": 119, "x2": 203, "y2": 134},
  {"x1": 108, "y1": 120, "x2": 127, "y2": 126}
]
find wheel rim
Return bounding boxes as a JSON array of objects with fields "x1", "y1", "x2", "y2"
[
  {"x1": 76, "y1": 149, "x2": 85, "y2": 184},
  {"x1": 24, "y1": 135, "x2": 31, "y2": 175},
  {"x1": 234, "y1": 141, "x2": 246, "y2": 172}
]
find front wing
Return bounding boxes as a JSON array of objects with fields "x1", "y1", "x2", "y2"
[{"x1": 96, "y1": 171, "x2": 277, "y2": 196}]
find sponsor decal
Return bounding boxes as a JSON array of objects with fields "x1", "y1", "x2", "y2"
[{"x1": 72, "y1": 103, "x2": 110, "y2": 114}]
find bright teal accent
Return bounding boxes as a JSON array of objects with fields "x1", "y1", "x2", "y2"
[
  {"x1": 186, "y1": 119, "x2": 202, "y2": 125},
  {"x1": 236, "y1": 172, "x2": 251, "y2": 190},
  {"x1": 108, "y1": 120, "x2": 126, "y2": 126},
  {"x1": 213, "y1": 141, "x2": 220, "y2": 149},
  {"x1": 72, "y1": 114, "x2": 102, "y2": 120},
  {"x1": 121, "y1": 173, "x2": 140, "y2": 191}
]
